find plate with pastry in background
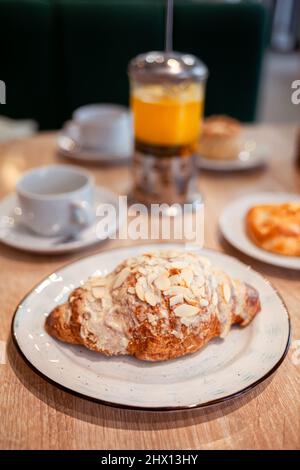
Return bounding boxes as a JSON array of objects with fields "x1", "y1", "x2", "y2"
[
  {"x1": 220, "y1": 192, "x2": 300, "y2": 270},
  {"x1": 197, "y1": 116, "x2": 267, "y2": 171},
  {"x1": 12, "y1": 244, "x2": 290, "y2": 410}
]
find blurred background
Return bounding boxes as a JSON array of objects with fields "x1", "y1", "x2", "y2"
[{"x1": 0, "y1": 0, "x2": 299, "y2": 133}]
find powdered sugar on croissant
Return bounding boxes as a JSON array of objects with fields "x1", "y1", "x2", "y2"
[{"x1": 45, "y1": 250, "x2": 260, "y2": 361}]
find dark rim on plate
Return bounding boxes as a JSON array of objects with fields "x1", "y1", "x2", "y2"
[{"x1": 11, "y1": 246, "x2": 291, "y2": 412}]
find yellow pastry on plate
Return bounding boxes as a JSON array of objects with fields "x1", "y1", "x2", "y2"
[{"x1": 246, "y1": 202, "x2": 300, "y2": 257}]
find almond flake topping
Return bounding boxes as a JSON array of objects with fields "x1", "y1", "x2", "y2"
[
  {"x1": 164, "y1": 286, "x2": 192, "y2": 297},
  {"x1": 198, "y1": 286, "x2": 206, "y2": 297},
  {"x1": 222, "y1": 283, "x2": 231, "y2": 303},
  {"x1": 184, "y1": 296, "x2": 198, "y2": 306},
  {"x1": 89, "y1": 277, "x2": 107, "y2": 287},
  {"x1": 154, "y1": 274, "x2": 171, "y2": 291},
  {"x1": 168, "y1": 260, "x2": 189, "y2": 269},
  {"x1": 174, "y1": 304, "x2": 199, "y2": 318},
  {"x1": 169, "y1": 294, "x2": 184, "y2": 307},
  {"x1": 180, "y1": 268, "x2": 194, "y2": 286},
  {"x1": 165, "y1": 250, "x2": 181, "y2": 258},
  {"x1": 138, "y1": 267, "x2": 147, "y2": 275},
  {"x1": 86, "y1": 293, "x2": 96, "y2": 303},
  {"x1": 195, "y1": 275, "x2": 205, "y2": 286},
  {"x1": 169, "y1": 274, "x2": 184, "y2": 286},
  {"x1": 135, "y1": 282, "x2": 145, "y2": 301},
  {"x1": 147, "y1": 272, "x2": 158, "y2": 285},
  {"x1": 212, "y1": 292, "x2": 218, "y2": 306},
  {"x1": 200, "y1": 298, "x2": 209, "y2": 308},
  {"x1": 145, "y1": 290, "x2": 159, "y2": 307}
]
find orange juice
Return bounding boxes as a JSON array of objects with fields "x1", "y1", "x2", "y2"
[
  {"x1": 131, "y1": 82, "x2": 204, "y2": 154},
  {"x1": 128, "y1": 51, "x2": 208, "y2": 205}
]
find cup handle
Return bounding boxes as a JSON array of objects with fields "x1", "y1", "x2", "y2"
[{"x1": 71, "y1": 201, "x2": 94, "y2": 229}]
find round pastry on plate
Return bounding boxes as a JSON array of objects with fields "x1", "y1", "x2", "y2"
[
  {"x1": 198, "y1": 115, "x2": 242, "y2": 161},
  {"x1": 12, "y1": 244, "x2": 290, "y2": 410},
  {"x1": 45, "y1": 250, "x2": 260, "y2": 361}
]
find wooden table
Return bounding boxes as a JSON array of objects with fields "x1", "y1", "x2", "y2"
[{"x1": 0, "y1": 125, "x2": 299, "y2": 450}]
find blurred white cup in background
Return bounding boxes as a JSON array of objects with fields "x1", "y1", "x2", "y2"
[
  {"x1": 71, "y1": 104, "x2": 132, "y2": 156},
  {"x1": 16, "y1": 165, "x2": 95, "y2": 237}
]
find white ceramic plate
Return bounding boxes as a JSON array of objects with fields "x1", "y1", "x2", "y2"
[
  {"x1": 197, "y1": 148, "x2": 267, "y2": 172},
  {"x1": 12, "y1": 244, "x2": 290, "y2": 410},
  {"x1": 0, "y1": 186, "x2": 125, "y2": 254},
  {"x1": 220, "y1": 192, "x2": 300, "y2": 270}
]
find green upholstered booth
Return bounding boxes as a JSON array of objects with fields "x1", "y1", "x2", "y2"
[
  {"x1": 0, "y1": 0, "x2": 268, "y2": 129},
  {"x1": 0, "y1": 0, "x2": 55, "y2": 129}
]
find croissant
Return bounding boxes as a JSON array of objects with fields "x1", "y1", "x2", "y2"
[{"x1": 45, "y1": 250, "x2": 261, "y2": 361}]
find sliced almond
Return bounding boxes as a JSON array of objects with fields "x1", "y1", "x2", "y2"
[
  {"x1": 127, "y1": 286, "x2": 135, "y2": 294},
  {"x1": 174, "y1": 304, "x2": 199, "y2": 318},
  {"x1": 200, "y1": 298, "x2": 209, "y2": 308},
  {"x1": 220, "y1": 320, "x2": 231, "y2": 338},
  {"x1": 160, "y1": 308, "x2": 168, "y2": 318},
  {"x1": 147, "y1": 313, "x2": 157, "y2": 325},
  {"x1": 135, "y1": 282, "x2": 145, "y2": 301},
  {"x1": 196, "y1": 275, "x2": 205, "y2": 286},
  {"x1": 184, "y1": 296, "x2": 198, "y2": 307},
  {"x1": 113, "y1": 267, "x2": 130, "y2": 289},
  {"x1": 191, "y1": 285, "x2": 200, "y2": 296},
  {"x1": 222, "y1": 283, "x2": 231, "y2": 303},
  {"x1": 91, "y1": 286, "x2": 106, "y2": 299},
  {"x1": 86, "y1": 292, "x2": 96, "y2": 303},
  {"x1": 89, "y1": 276, "x2": 107, "y2": 287},
  {"x1": 212, "y1": 291, "x2": 218, "y2": 306},
  {"x1": 146, "y1": 258, "x2": 158, "y2": 266},
  {"x1": 191, "y1": 264, "x2": 202, "y2": 276},
  {"x1": 105, "y1": 318, "x2": 124, "y2": 333},
  {"x1": 180, "y1": 268, "x2": 194, "y2": 287},
  {"x1": 169, "y1": 294, "x2": 184, "y2": 307},
  {"x1": 138, "y1": 267, "x2": 147, "y2": 275},
  {"x1": 144, "y1": 252, "x2": 155, "y2": 258},
  {"x1": 144, "y1": 290, "x2": 159, "y2": 307},
  {"x1": 165, "y1": 250, "x2": 181, "y2": 258},
  {"x1": 169, "y1": 274, "x2": 184, "y2": 286},
  {"x1": 199, "y1": 286, "x2": 206, "y2": 297},
  {"x1": 198, "y1": 256, "x2": 211, "y2": 268},
  {"x1": 147, "y1": 272, "x2": 158, "y2": 285},
  {"x1": 163, "y1": 286, "x2": 192, "y2": 297},
  {"x1": 168, "y1": 260, "x2": 188, "y2": 269},
  {"x1": 154, "y1": 274, "x2": 171, "y2": 291}
]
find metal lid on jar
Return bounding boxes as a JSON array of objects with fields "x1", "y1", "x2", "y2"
[{"x1": 128, "y1": 51, "x2": 208, "y2": 83}]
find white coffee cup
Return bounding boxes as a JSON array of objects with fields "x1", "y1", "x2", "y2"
[
  {"x1": 70, "y1": 103, "x2": 132, "y2": 155},
  {"x1": 16, "y1": 165, "x2": 95, "y2": 237}
]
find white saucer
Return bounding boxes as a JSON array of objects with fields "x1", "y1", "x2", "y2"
[
  {"x1": 219, "y1": 192, "x2": 300, "y2": 270},
  {"x1": 57, "y1": 121, "x2": 132, "y2": 164},
  {"x1": 197, "y1": 148, "x2": 267, "y2": 172},
  {"x1": 0, "y1": 186, "x2": 125, "y2": 254}
]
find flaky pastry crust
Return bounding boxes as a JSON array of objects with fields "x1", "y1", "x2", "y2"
[{"x1": 45, "y1": 251, "x2": 261, "y2": 361}]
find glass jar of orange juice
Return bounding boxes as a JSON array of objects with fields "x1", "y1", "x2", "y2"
[{"x1": 128, "y1": 51, "x2": 208, "y2": 205}]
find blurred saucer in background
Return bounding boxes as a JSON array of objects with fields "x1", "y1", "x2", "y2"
[
  {"x1": 197, "y1": 145, "x2": 268, "y2": 171},
  {"x1": 0, "y1": 186, "x2": 125, "y2": 254},
  {"x1": 58, "y1": 104, "x2": 133, "y2": 163}
]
